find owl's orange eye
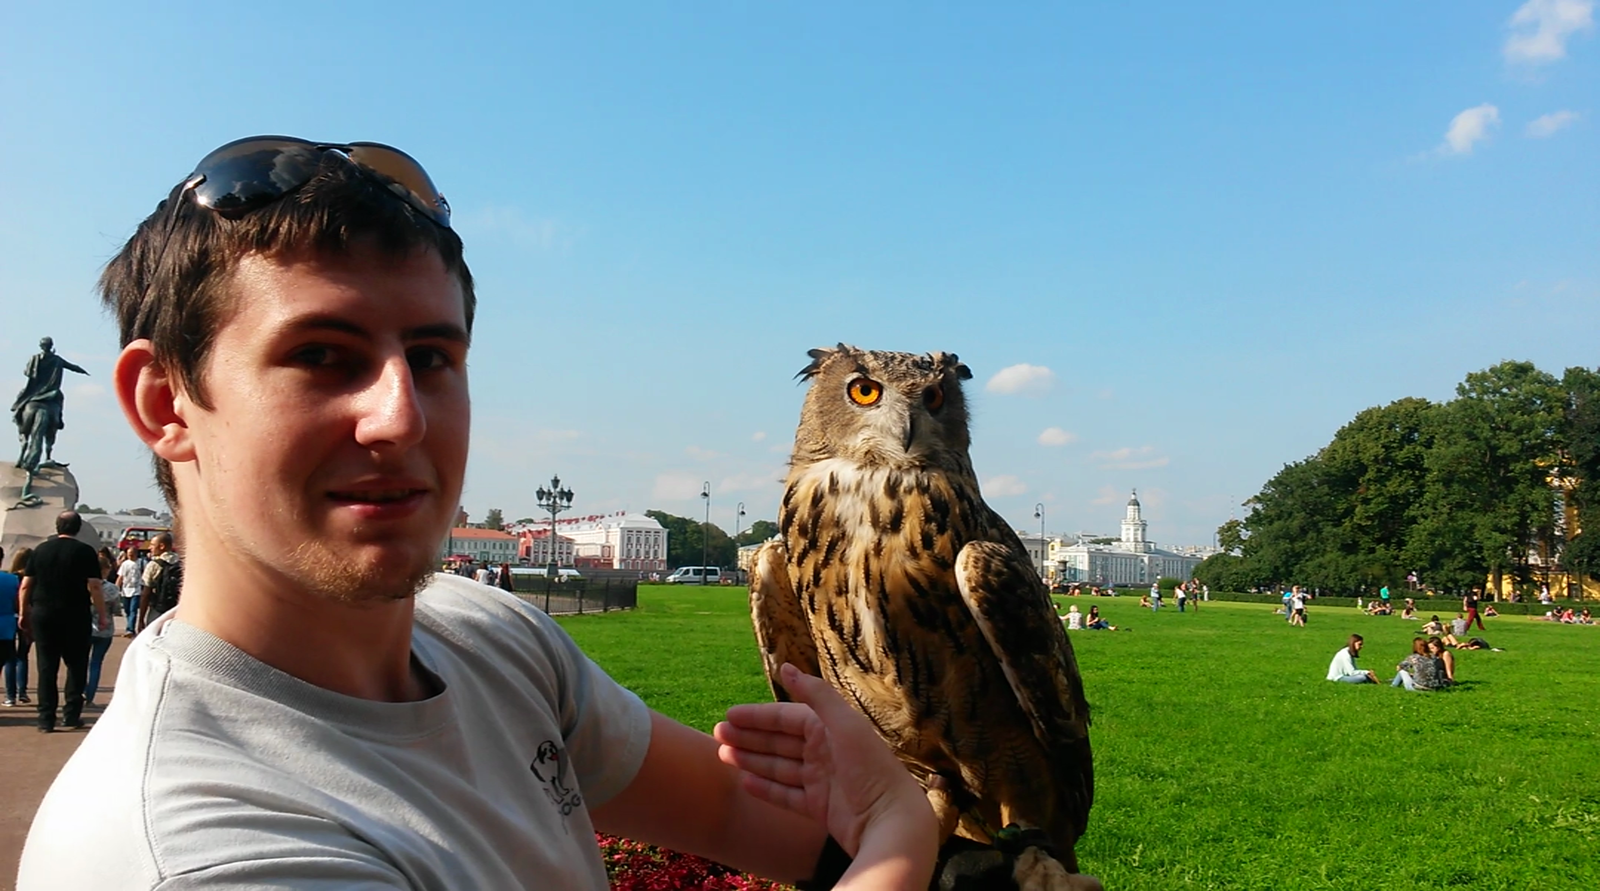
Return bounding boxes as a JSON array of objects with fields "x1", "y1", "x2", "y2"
[
  {"x1": 924, "y1": 386, "x2": 945, "y2": 412},
  {"x1": 848, "y1": 379, "x2": 883, "y2": 406}
]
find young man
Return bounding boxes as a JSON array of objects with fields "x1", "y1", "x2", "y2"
[
  {"x1": 116, "y1": 546, "x2": 143, "y2": 636},
  {"x1": 20, "y1": 137, "x2": 937, "y2": 889},
  {"x1": 1463, "y1": 588, "x2": 1485, "y2": 631},
  {"x1": 18, "y1": 511, "x2": 110, "y2": 732},
  {"x1": 136, "y1": 531, "x2": 181, "y2": 630},
  {"x1": 1326, "y1": 634, "x2": 1377, "y2": 684}
]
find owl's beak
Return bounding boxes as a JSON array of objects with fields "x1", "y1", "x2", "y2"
[{"x1": 902, "y1": 414, "x2": 917, "y2": 452}]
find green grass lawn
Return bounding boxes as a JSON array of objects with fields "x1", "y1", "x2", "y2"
[{"x1": 558, "y1": 587, "x2": 1600, "y2": 890}]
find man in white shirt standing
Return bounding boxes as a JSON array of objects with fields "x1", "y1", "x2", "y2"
[
  {"x1": 1326, "y1": 634, "x2": 1377, "y2": 684},
  {"x1": 115, "y1": 548, "x2": 143, "y2": 637}
]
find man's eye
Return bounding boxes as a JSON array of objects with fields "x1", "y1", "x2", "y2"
[
  {"x1": 408, "y1": 348, "x2": 453, "y2": 372},
  {"x1": 292, "y1": 346, "x2": 340, "y2": 367}
]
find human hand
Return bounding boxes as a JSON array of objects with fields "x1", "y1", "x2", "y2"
[{"x1": 714, "y1": 663, "x2": 936, "y2": 861}]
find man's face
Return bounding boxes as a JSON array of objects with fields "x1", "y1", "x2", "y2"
[{"x1": 175, "y1": 243, "x2": 470, "y2": 603}]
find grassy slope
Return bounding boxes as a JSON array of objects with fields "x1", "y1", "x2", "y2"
[{"x1": 559, "y1": 587, "x2": 1600, "y2": 891}]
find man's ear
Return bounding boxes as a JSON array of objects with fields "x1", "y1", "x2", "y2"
[{"x1": 114, "y1": 340, "x2": 196, "y2": 463}]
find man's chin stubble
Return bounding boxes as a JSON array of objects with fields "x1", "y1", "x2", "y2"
[{"x1": 286, "y1": 540, "x2": 435, "y2": 605}]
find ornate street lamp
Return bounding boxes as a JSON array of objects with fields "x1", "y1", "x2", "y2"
[
  {"x1": 535, "y1": 475, "x2": 574, "y2": 572},
  {"x1": 700, "y1": 482, "x2": 712, "y2": 584},
  {"x1": 1034, "y1": 503, "x2": 1046, "y2": 583},
  {"x1": 734, "y1": 502, "x2": 747, "y2": 543}
]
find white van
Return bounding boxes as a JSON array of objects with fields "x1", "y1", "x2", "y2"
[{"x1": 664, "y1": 566, "x2": 721, "y2": 585}]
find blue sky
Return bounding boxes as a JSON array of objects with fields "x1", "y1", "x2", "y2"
[{"x1": 1, "y1": 1, "x2": 1595, "y2": 546}]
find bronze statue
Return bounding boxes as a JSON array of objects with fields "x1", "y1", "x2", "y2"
[{"x1": 11, "y1": 337, "x2": 88, "y2": 507}]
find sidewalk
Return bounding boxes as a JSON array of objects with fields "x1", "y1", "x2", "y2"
[{"x1": 0, "y1": 635, "x2": 128, "y2": 891}]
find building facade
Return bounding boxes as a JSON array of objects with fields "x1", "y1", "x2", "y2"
[
  {"x1": 1049, "y1": 491, "x2": 1204, "y2": 586},
  {"x1": 442, "y1": 527, "x2": 521, "y2": 565},
  {"x1": 512, "y1": 513, "x2": 667, "y2": 572}
]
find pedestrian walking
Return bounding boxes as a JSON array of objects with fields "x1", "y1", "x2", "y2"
[
  {"x1": 1463, "y1": 588, "x2": 1485, "y2": 631},
  {"x1": 6, "y1": 548, "x2": 34, "y2": 706},
  {"x1": 0, "y1": 547, "x2": 18, "y2": 707},
  {"x1": 19, "y1": 511, "x2": 110, "y2": 732},
  {"x1": 86, "y1": 553, "x2": 120, "y2": 707},
  {"x1": 116, "y1": 547, "x2": 143, "y2": 636}
]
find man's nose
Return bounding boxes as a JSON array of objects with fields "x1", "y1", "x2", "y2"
[{"x1": 354, "y1": 356, "x2": 427, "y2": 449}]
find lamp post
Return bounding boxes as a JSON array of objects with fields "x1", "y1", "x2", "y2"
[
  {"x1": 1034, "y1": 503, "x2": 1046, "y2": 583},
  {"x1": 700, "y1": 482, "x2": 712, "y2": 583},
  {"x1": 735, "y1": 501, "x2": 747, "y2": 582},
  {"x1": 535, "y1": 475, "x2": 574, "y2": 573}
]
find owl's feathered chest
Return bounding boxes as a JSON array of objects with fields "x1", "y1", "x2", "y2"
[{"x1": 777, "y1": 459, "x2": 999, "y2": 701}]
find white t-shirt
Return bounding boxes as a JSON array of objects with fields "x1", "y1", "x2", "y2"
[
  {"x1": 19, "y1": 573, "x2": 651, "y2": 890},
  {"x1": 1065, "y1": 610, "x2": 1083, "y2": 631},
  {"x1": 117, "y1": 558, "x2": 143, "y2": 599},
  {"x1": 474, "y1": 567, "x2": 494, "y2": 585}
]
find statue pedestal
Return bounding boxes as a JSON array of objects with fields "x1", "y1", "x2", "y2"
[{"x1": 0, "y1": 464, "x2": 103, "y2": 558}]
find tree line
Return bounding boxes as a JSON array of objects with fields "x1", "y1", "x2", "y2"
[
  {"x1": 1196, "y1": 361, "x2": 1600, "y2": 596},
  {"x1": 645, "y1": 511, "x2": 778, "y2": 569}
]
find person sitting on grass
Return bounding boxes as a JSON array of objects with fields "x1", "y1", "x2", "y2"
[
  {"x1": 1421, "y1": 615, "x2": 1445, "y2": 635},
  {"x1": 1482, "y1": 603, "x2": 1500, "y2": 618},
  {"x1": 1426, "y1": 637, "x2": 1457, "y2": 683},
  {"x1": 1326, "y1": 634, "x2": 1377, "y2": 684},
  {"x1": 1063, "y1": 604, "x2": 1083, "y2": 630},
  {"x1": 1582, "y1": 608, "x2": 1595, "y2": 625},
  {"x1": 1401, "y1": 600, "x2": 1418, "y2": 620},
  {"x1": 1391, "y1": 638, "x2": 1426, "y2": 690},
  {"x1": 1139, "y1": 594, "x2": 1151, "y2": 610},
  {"x1": 1451, "y1": 613, "x2": 1470, "y2": 636},
  {"x1": 1084, "y1": 605, "x2": 1116, "y2": 631}
]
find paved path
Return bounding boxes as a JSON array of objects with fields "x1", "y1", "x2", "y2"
[{"x1": 0, "y1": 635, "x2": 129, "y2": 891}]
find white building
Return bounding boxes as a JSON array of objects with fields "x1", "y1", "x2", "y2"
[
  {"x1": 443, "y1": 527, "x2": 521, "y2": 565},
  {"x1": 1049, "y1": 491, "x2": 1203, "y2": 586},
  {"x1": 514, "y1": 513, "x2": 667, "y2": 572}
]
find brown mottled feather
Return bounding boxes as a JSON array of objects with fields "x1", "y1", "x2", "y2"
[{"x1": 749, "y1": 344, "x2": 1094, "y2": 872}]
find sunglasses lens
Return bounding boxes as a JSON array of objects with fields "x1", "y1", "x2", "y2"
[
  {"x1": 189, "y1": 137, "x2": 322, "y2": 216},
  {"x1": 348, "y1": 142, "x2": 451, "y2": 227}
]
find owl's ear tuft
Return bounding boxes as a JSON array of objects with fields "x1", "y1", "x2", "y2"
[
  {"x1": 932, "y1": 351, "x2": 973, "y2": 381},
  {"x1": 797, "y1": 347, "x2": 833, "y2": 381}
]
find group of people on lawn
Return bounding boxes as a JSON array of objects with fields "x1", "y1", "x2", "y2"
[{"x1": 1325, "y1": 633, "x2": 1464, "y2": 691}]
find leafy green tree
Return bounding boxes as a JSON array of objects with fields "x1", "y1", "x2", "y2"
[
  {"x1": 483, "y1": 508, "x2": 504, "y2": 531},
  {"x1": 647, "y1": 510, "x2": 737, "y2": 569},
  {"x1": 1410, "y1": 362, "x2": 1563, "y2": 592},
  {"x1": 736, "y1": 519, "x2": 779, "y2": 547},
  {"x1": 1215, "y1": 518, "x2": 1246, "y2": 555}
]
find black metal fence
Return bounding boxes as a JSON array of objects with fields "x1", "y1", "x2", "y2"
[{"x1": 509, "y1": 573, "x2": 639, "y2": 616}]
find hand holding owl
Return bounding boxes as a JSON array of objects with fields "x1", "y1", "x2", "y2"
[{"x1": 716, "y1": 662, "x2": 939, "y2": 891}]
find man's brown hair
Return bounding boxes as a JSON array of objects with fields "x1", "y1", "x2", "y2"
[{"x1": 99, "y1": 151, "x2": 476, "y2": 507}]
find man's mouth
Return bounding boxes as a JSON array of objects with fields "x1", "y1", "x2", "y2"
[{"x1": 328, "y1": 489, "x2": 426, "y2": 504}]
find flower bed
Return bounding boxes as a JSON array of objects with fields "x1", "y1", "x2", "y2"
[{"x1": 598, "y1": 834, "x2": 792, "y2": 890}]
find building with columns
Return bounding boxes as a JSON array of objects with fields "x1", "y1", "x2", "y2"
[
  {"x1": 511, "y1": 512, "x2": 667, "y2": 572},
  {"x1": 1049, "y1": 490, "x2": 1204, "y2": 586}
]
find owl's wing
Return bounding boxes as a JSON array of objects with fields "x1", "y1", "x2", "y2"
[
  {"x1": 749, "y1": 538, "x2": 820, "y2": 702},
  {"x1": 954, "y1": 539, "x2": 1093, "y2": 838}
]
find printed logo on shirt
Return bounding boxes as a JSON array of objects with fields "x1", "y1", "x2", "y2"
[{"x1": 531, "y1": 740, "x2": 582, "y2": 818}]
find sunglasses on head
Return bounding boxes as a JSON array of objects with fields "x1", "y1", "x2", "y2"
[{"x1": 179, "y1": 136, "x2": 451, "y2": 228}]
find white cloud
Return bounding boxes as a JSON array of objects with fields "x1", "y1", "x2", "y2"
[
  {"x1": 651, "y1": 473, "x2": 707, "y2": 501},
  {"x1": 985, "y1": 475, "x2": 1028, "y2": 497},
  {"x1": 1440, "y1": 104, "x2": 1501, "y2": 155},
  {"x1": 985, "y1": 364, "x2": 1055, "y2": 396},
  {"x1": 1090, "y1": 485, "x2": 1120, "y2": 506},
  {"x1": 1526, "y1": 109, "x2": 1580, "y2": 137},
  {"x1": 1090, "y1": 446, "x2": 1171, "y2": 471},
  {"x1": 751, "y1": 431, "x2": 767, "y2": 442},
  {"x1": 1037, "y1": 427, "x2": 1079, "y2": 447},
  {"x1": 685, "y1": 445, "x2": 725, "y2": 461},
  {"x1": 1505, "y1": 0, "x2": 1594, "y2": 64}
]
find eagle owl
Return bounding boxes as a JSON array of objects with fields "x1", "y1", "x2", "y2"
[{"x1": 749, "y1": 344, "x2": 1095, "y2": 887}]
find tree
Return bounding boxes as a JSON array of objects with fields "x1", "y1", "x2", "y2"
[
  {"x1": 1216, "y1": 519, "x2": 1246, "y2": 554},
  {"x1": 736, "y1": 520, "x2": 779, "y2": 547},
  {"x1": 646, "y1": 510, "x2": 737, "y2": 569},
  {"x1": 1411, "y1": 362, "x2": 1563, "y2": 592},
  {"x1": 484, "y1": 508, "x2": 504, "y2": 531}
]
